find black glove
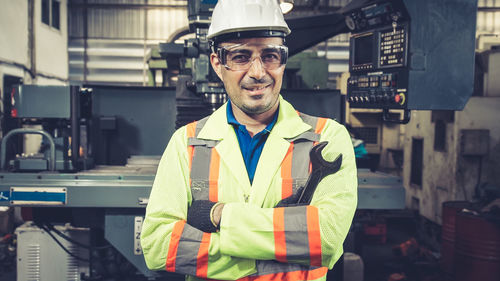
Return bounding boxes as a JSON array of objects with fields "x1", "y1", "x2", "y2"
[
  {"x1": 275, "y1": 186, "x2": 307, "y2": 207},
  {"x1": 187, "y1": 200, "x2": 218, "y2": 233}
]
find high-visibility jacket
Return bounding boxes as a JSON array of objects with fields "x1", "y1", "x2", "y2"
[{"x1": 141, "y1": 96, "x2": 358, "y2": 281}]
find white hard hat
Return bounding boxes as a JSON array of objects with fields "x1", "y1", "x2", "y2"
[{"x1": 207, "y1": 0, "x2": 291, "y2": 43}]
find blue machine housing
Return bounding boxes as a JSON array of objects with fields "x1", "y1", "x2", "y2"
[{"x1": 344, "y1": 0, "x2": 478, "y2": 112}]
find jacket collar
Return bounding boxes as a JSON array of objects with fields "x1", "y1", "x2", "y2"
[
  {"x1": 196, "y1": 95, "x2": 313, "y2": 206},
  {"x1": 197, "y1": 95, "x2": 312, "y2": 141}
]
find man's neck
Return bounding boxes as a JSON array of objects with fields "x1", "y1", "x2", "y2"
[{"x1": 231, "y1": 102, "x2": 278, "y2": 137}]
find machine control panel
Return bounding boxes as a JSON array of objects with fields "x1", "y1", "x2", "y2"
[
  {"x1": 344, "y1": 0, "x2": 409, "y2": 110},
  {"x1": 348, "y1": 72, "x2": 407, "y2": 109},
  {"x1": 341, "y1": 0, "x2": 478, "y2": 117}
]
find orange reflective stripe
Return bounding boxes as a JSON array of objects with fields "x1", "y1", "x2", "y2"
[
  {"x1": 273, "y1": 208, "x2": 287, "y2": 263},
  {"x1": 232, "y1": 266, "x2": 328, "y2": 281},
  {"x1": 313, "y1": 118, "x2": 327, "y2": 150},
  {"x1": 314, "y1": 118, "x2": 327, "y2": 134},
  {"x1": 186, "y1": 122, "x2": 197, "y2": 170},
  {"x1": 196, "y1": 233, "x2": 211, "y2": 278},
  {"x1": 307, "y1": 206, "x2": 322, "y2": 267},
  {"x1": 165, "y1": 220, "x2": 186, "y2": 272},
  {"x1": 209, "y1": 148, "x2": 220, "y2": 202},
  {"x1": 186, "y1": 121, "x2": 197, "y2": 138},
  {"x1": 281, "y1": 143, "x2": 294, "y2": 199},
  {"x1": 252, "y1": 266, "x2": 328, "y2": 281}
]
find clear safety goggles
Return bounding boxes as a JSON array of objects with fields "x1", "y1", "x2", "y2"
[{"x1": 216, "y1": 43, "x2": 288, "y2": 71}]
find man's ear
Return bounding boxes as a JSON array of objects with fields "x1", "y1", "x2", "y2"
[{"x1": 210, "y1": 53, "x2": 223, "y2": 81}]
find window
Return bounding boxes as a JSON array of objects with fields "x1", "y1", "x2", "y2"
[
  {"x1": 41, "y1": 0, "x2": 60, "y2": 30},
  {"x1": 410, "y1": 138, "x2": 423, "y2": 187},
  {"x1": 434, "y1": 120, "x2": 446, "y2": 152},
  {"x1": 42, "y1": 0, "x2": 50, "y2": 25},
  {"x1": 431, "y1": 110, "x2": 453, "y2": 152}
]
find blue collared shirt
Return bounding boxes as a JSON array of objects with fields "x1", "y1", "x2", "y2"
[{"x1": 226, "y1": 103, "x2": 279, "y2": 184}]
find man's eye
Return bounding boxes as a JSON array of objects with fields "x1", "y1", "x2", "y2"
[
  {"x1": 262, "y1": 53, "x2": 280, "y2": 62},
  {"x1": 230, "y1": 54, "x2": 250, "y2": 63}
]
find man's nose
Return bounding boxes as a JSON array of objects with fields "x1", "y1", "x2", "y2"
[{"x1": 247, "y1": 57, "x2": 266, "y2": 80}]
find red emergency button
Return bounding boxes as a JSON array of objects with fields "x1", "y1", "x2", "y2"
[
  {"x1": 394, "y1": 93, "x2": 406, "y2": 105},
  {"x1": 394, "y1": 94, "x2": 401, "y2": 103}
]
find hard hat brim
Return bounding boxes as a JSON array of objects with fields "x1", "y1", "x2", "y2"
[{"x1": 207, "y1": 26, "x2": 291, "y2": 41}]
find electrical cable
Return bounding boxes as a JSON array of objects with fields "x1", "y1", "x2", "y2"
[
  {"x1": 37, "y1": 223, "x2": 90, "y2": 263},
  {"x1": 0, "y1": 59, "x2": 68, "y2": 82},
  {"x1": 45, "y1": 223, "x2": 112, "y2": 250}
]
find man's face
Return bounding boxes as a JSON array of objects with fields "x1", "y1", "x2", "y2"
[{"x1": 210, "y1": 37, "x2": 286, "y2": 115}]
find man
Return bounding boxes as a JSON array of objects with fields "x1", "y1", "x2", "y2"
[{"x1": 141, "y1": 0, "x2": 357, "y2": 280}]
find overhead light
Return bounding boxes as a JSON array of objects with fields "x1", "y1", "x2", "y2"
[{"x1": 279, "y1": 0, "x2": 294, "y2": 14}]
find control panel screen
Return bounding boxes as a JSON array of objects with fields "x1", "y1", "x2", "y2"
[{"x1": 353, "y1": 34, "x2": 374, "y2": 65}]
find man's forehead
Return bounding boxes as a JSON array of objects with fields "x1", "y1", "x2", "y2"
[{"x1": 219, "y1": 37, "x2": 284, "y2": 47}]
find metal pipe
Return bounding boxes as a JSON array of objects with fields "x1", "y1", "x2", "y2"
[
  {"x1": 69, "y1": 3, "x2": 187, "y2": 9},
  {"x1": 0, "y1": 128, "x2": 56, "y2": 171},
  {"x1": 71, "y1": 86, "x2": 80, "y2": 171},
  {"x1": 28, "y1": 0, "x2": 36, "y2": 78},
  {"x1": 83, "y1": 0, "x2": 88, "y2": 83}
]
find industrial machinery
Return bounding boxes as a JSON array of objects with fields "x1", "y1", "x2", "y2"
[
  {"x1": 2, "y1": 85, "x2": 93, "y2": 172},
  {"x1": 16, "y1": 222, "x2": 90, "y2": 281},
  {"x1": 158, "y1": 0, "x2": 226, "y2": 128},
  {"x1": 0, "y1": 0, "x2": 479, "y2": 279},
  {"x1": 343, "y1": 0, "x2": 478, "y2": 123},
  {"x1": 159, "y1": 0, "x2": 349, "y2": 127}
]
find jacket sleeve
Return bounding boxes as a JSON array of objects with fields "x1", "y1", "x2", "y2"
[
  {"x1": 140, "y1": 128, "x2": 255, "y2": 280},
  {"x1": 219, "y1": 120, "x2": 358, "y2": 269}
]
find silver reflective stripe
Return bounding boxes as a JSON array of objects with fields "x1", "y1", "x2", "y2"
[
  {"x1": 190, "y1": 145, "x2": 212, "y2": 200},
  {"x1": 195, "y1": 116, "x2": 210, "y2": 136},
  {"x1": 252, "y1": 260, "x2": 320, "y2": 275},
  {"x1": 175, "y1": 223, "x2": 203, "y2": 275},
  {"x1": 298, "y1": 112, "x2": 319, "y2": 129},
  {"x1": 284, "y1": 206, "x2": 310, "y2": 261},
  {"x1": 189, "y1": 116, "x2": 219, "y2": 201},
  {"x1": 291, "y1": 141, "x2": 313, "y2": 195},
  {"x1": 187, "y1": 138, "x2": 219, "y2": 147},
  {"x1": 191, "y1": 180, "x2": 210, "y2": 200},
  {"x1": 288, "y1": 113, "x2": 321, "y2": 195},
  {"x1": 291, "y1": 142, "x2": 312, "y2": 179},
  {"x1": 286, "y1": 131, "x2": 320, "y2": 143}
]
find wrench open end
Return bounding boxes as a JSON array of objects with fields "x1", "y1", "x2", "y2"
[{"x1": 310, "y1": 141, "x2": 342, "y2": 172}]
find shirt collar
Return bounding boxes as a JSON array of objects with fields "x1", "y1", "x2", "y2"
[{"x1": 226, "y1": 100, "x2": 279, "y2": 134}]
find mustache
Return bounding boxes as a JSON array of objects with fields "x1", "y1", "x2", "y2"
[{"x1": 240, "y1": 76, "x2": 273, "y2": 88}]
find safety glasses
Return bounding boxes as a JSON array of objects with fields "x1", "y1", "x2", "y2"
[{"x1": 216, "y1": 43, "x2": 288, "y2": 71}]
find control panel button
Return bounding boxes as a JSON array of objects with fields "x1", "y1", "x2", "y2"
[
  {"x1": 383, "y1": 93, "x2": 390, "y2": 103},
  {"x1": 394, "y1": 94, "x2": 401, "y2": 103}
]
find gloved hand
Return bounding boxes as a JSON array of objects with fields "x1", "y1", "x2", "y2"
[
  {"x1": 275, "y1": 186, "x2": 307, "y2": 207},
  {"x1": 187, "y1": 200, "x2": 218, "y2": 233}
]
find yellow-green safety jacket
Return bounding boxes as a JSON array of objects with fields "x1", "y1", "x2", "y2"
[{"x1": 141, "y1": 96, "x2": 358, "y2": 281}]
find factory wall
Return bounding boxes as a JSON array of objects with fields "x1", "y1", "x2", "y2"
[
  {"x1": 403, "y1": 96, "x2": 500, "y2": 224},
  {"x1": 36, "y1": 0, "x2": 69, "y2": 82},
  {"x1": 0, "y1": 0, "x2": 29, "y2": 68},
  {"x1": 0, "y1": 0, "x2": 68, "y2": 148},
  {"x1": 68, "y1": 1, "x2": 189, "y2": 85},
  {"x1": 0, "y1": 0, "x2": 68, "y2": 85}
]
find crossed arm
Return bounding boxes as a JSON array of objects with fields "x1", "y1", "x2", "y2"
[{"x1": 140, "y1": 123, "x2": 357, "y2": 280}]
